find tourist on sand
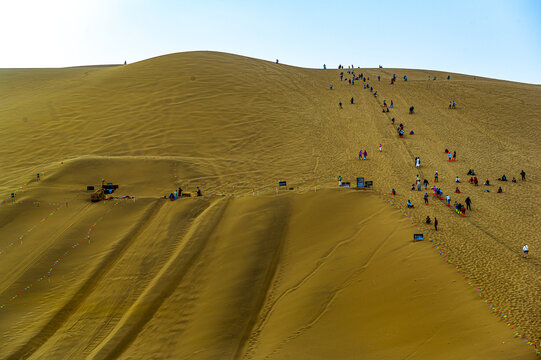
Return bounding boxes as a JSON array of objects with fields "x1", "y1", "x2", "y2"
[
  {"x1": 455, "y1": 176, "x2": 460, "y2": 183},
  {"x1": 407, "y1": 200, "x2": 414, "y2": 208},
  {"x1": 434, "y1": 217, "x2": 438, "y2": 231},
  {"x1": 37, "y1": 173, "x2": 40, "y2": 181},
  {"x1": 417, "y1": 182, "x2": 421, "y2": 191},
  {"x1": 424, "y1": 179, "x2": 429, "y2": 189},
  {"x1": 452, "y1": 151, "x2": 456, "y2": 160},
  {"x1": 484, "y1": 179, "x2": 490, "y2": 186},
  {"x1": 465, "y1": 196, "x2": 471, "y2": 210},
  {"x1": 340, "y1": 72, "x2": 344, "y2": 80},
  {"x1": 426, "y1": 216, "x2": 431, "y2": 224},
  {"x1": 359, "y1": 149, "x2": 363, "y2": 160},
  {"x1": 197, "y1": 187, "x2": 202, "y2": 196},
  {"x1": 330, "y1": 83, "x2": 333, "y2": 90},
  {"x1": 521, "y1": 170, "x2": 526, "y2": 180},
  {"x1": 390, "y1": 100, "x2": 393, "y2": 108},
  {"x1": 339, "y1": 101, "x2": 343, "y2": 109},
  {"x1": 178, "y1": 187, "x2": 183, "y2": 197},
  {"x1": 434, "y1": 171, "x2": 439, "y2": 182},
  {"x1": 446, "y1": 194, "x2": 451, "y2": 206},
  {"x1": 448, "y1": 152, "x2": 452, "y2": 161},
  {"x1": 455, "y1": 187, "x2": 460, "y2": 193},
  {"x1": 523, "y1": 244, "x2": 529, "y2": 258},
  {"x1": 411, "y1": 184, "x2": 415, "y2": 191},
  {"x1": 351, "y1": 97, "x2": 354, "y2": 104},
  {"x1": 424, "y1": 192, "x2": 429, "y2": 205},
  {"x1": 363, "y1": 150, "x2": 367, "y2": 160},
  {"x1": 338, "y1": 176, "x2": 343, "y2": 186},
  {"x1": 392, "y1": 188, "x2": 396, "y2": 195},
  {"x1": 512, "y1": 177, "x2": 516, "y2": 183},
  {"x1": 497, "y1": 186, "x2": 503, "y2": 193},
  {"x1": 276, "y1": 59, "x2": 279, "y2": 64},
  {"x1": 379, "y1": 143, "x2": 382, "y2": 152},
  {"x1": 498, "y1": 174, "x2": 507, "y2": 181}
]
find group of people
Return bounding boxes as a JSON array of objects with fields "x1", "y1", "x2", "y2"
[
  {"x1": 358, "y1": 149, "x2": 368, "y2": 160},
  {"x1": 166, "y1": 186, "x2": 202, "y2": 200},
  {"x1": 445, "y1": 149, "x2": 457, "y2": 161}
]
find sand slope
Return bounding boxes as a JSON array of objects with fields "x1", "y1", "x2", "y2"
[{"x1": 0, "y1": 51, "x2": 539, "y2": 359}]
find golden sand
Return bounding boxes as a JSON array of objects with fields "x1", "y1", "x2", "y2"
[{"x1": 0, "y1": 52, "x2": 539, "y2": 359}]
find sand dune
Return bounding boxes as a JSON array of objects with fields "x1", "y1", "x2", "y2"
[{"x1": 0, "y1": 51, "x2": 539, "y2": 359}]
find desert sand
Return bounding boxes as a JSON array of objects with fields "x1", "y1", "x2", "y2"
[{"x1": 0, "y1": 51, "x2": 539, "y2": 359}]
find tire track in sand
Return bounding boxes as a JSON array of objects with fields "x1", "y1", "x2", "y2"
[
  {"x1": 6, "y1": 200, "x2": 164, "y2": 360},
  {"x1": 87, "y1": 197, "x2": 229, "y2": 360},
  {"x1": 241, "y1": 206, "x2": 388, "y2": 359},
  {"x1": 264, "y1": 223, "x2": 399, "y2": 359}
]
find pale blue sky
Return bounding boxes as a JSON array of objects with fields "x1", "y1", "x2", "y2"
[{"x1": 1, "y1": 0, "x2": 540, "y2": 83}]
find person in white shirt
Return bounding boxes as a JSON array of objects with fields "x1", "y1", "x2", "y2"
[{"x1": 523, "y1": 244, "x2": 529, "y2": 258}]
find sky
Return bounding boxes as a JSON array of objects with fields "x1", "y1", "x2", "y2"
[{"x1": 1, "y1": 0, "x2": 540, "y2": 84}]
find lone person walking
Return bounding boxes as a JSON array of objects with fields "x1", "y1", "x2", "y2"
[
  {"x1": 434, "y1": 217, "x2": 438, "y2": 231},
  {"x1": 465, "y1": 196, "x2": 471, "y2": 211}
]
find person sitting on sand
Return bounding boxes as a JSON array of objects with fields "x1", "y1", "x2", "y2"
[
  {"x1": 197, "y1": 187, "x2": 202, "y2": 196},
  {"x1": 484, "y1": 179, "x2": 490, "y2": 186},
  {"x1": 407, "y1": 200, "x2": 414, "y2": 208},
  {"x1": 455, "y1": 176, "x2": 460, "y2": 183},
  {"x1": 445, "y1": 149, "x2": 449, "y2": 154},
  {"x1": 469, "y1": 177, "x2": 474, "y2": 183},
  {"x1": 497, "y1": 186, "x2": 503, "y2": 193},
  {"x1": 474, "y1": 177, "x2": 479, "y2": 186},
  {"x1": 498, "y1": 175, "x2": 507, "y2": 181},
  {"x1": 411, "y1": 184, "x2": 415, "y2": 191},
  {"x1": 392, "y1": 188, "x2": 396, "y2": 195},
  {"x1": 426, "y1": 216, "x2": 431, "y2": 224},
  {"x1": 512, "y1": 177, "x2": 516, "y2": 183},
  {"x1": 455, "y1": 187, "x2": 460, "y2": 193}
]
